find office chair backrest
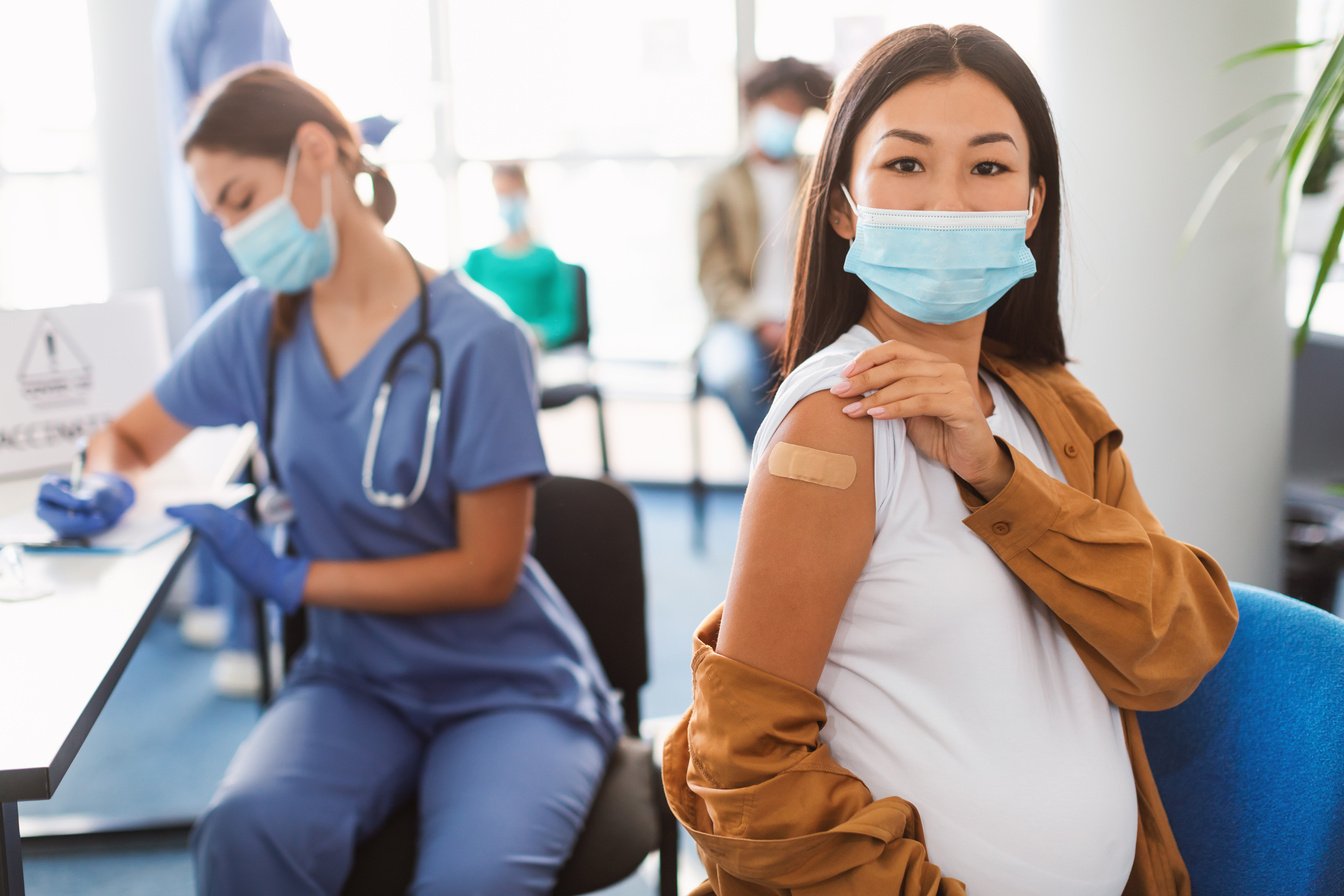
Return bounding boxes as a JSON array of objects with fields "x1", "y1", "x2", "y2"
[
  {"x1": 533, "y1": 475, "x2": 648, "y2": 735},
  {"x1": 1138, "y1": 582, "x2": 1344, "y2": 896},
  {"x1": 548, "y1": 263, "x2": 590, "y2": 351}
]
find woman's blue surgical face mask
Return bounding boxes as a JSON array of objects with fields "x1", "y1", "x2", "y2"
[
  {"x1": 497, "y1": 193, "x2": 527, "y2": 235},
  {"x1": 753, "y1": 104, "x2": 802, "y2": 161},
  {"x1": 840, "y1": 184, "x2": 1037, "y2": 325},
  {"x1": 222, "y1": 143, "x2": 338, "y2": 293}
]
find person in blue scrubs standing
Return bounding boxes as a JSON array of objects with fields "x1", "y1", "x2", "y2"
[
  {"x1": 157, "y1": 0, "x2": 291, "y2": 318},
  {"x1": 36, "y1": 65, "x2": 622, "y2": 895},
  {"x1": 156, "y1": 0, "x2": 292, "y2": 696}
]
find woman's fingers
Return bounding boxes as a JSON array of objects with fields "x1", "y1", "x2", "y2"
[
  {"x1": 867, "y1": 392, "x2": 965, "y2": 420},
  {"x1": 841, "y1": 339, "x2": 947, "y2": 378},
  {"x1": 832, "y1": 359, "x2": 955, "y2": 397},
  {"x1": 840, "y1": 377, "x2": 952, "y2": 417}
]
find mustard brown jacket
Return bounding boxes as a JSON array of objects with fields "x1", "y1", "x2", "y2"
[{"x1": 663, "y1": 346, "x2": 1238, "y2": 895}]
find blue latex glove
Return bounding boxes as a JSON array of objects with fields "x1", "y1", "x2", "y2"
[
  {"x1": 36, "y1": 473, "x2": 136, "y2": 539},
  {"x1": 166, "y1": 504, "x2": 309, "y2": 614}
]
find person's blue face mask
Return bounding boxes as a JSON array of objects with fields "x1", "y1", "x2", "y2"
[
  {"x1": 753, "y1": 105, "x2": 802, "y2": 161},
  {"x1": 222, "y1": 143, "x2": 338, "y2": 293},
  {"x1": 498, "y1": 194, "x2": 527, "y2": 235},
  {"x1": 840, "y1": 184, "x2": 1036, "y2": 325}
]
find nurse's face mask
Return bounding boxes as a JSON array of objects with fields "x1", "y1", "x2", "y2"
[
  {"x1": 222, "y1": 142, "x2": 339, "y2": 293},
  {"x1": 840, "y1": 183, "x2": 1037, "y2": 325}
]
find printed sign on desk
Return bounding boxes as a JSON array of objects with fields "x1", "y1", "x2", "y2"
[{"x1": 0, "y1": 292, "x2": 170, "y2": 478}]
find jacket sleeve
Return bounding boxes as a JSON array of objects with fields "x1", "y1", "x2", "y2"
[
  {"x1": 696, "y1": 177, "x2": 760, "y2": 328},
  {"x1": 663, "y1": 609, "x2": 967, "y2": 896},
  {"x1": 959, "y1": 434, "x2": 1237, "y2": 711}
]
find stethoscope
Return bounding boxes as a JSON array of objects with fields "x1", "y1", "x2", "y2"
[{"x1": 255, "y1": 244, "x2": 444, "y2": 527}]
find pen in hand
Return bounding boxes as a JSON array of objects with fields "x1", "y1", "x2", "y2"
[{"x1": 70, "y1": 439, "x2": 87, "y2": 494}]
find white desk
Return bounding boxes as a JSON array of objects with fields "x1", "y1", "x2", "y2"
[{"x1": 0, "y1": 427, "x2": 254, "y2": 896}]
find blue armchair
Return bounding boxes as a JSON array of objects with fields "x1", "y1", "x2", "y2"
[{"x1": 1139, "y1": 582, "x2": 1344, "y2": 895}]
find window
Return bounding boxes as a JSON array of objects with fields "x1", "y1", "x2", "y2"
[
  {"x1": 2, "y1": 1, "x2": 1048, "y2": 350},
  {"x1": 0, "y1": 0, "x2": 105, "y2": 309}
]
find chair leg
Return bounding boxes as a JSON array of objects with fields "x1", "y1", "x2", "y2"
[
  {"x1": 689, "y1": 382, "x2": 707, "y2": 555},
  {"x1": 592, "y1": 392, "x2": 611, "y2": 476},
  {"x1": 657, "y1": 791, "x2": 680, "y2": 896},
  {"x1": 252, "y1": 595, "x2": 273, "y2": 707}
]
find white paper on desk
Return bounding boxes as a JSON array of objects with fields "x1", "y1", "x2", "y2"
[{"x1": 0, "y1": 483, "x2": 255, "y2": 554}]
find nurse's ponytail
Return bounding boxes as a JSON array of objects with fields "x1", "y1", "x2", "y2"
[
  {"x1": 359, "y1": 157, "x2": 397, "y2": 226},
  {"x1": 181, "y1": 64, "x2": 397, "y2": 346}
]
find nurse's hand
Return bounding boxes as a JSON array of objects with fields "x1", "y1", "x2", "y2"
[
  {"x1": 36, "y1": 473, "x2": 136, "y2": 539},
  {"x1": 827, "y1": 339, "x2": 1013, "y2": 498},
  {"x1": 166, "y1": 503, "x2": 309, "y2": 614}
]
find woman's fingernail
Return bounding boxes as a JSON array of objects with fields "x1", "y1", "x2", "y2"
[
  {"x1": 830, "y1": 380, "x2": 851, "y2": 395},
  {"x1": 842, "y1": 401, "x2": 862, "y2": 414},
  {"x1": 841, "y1": 360, "x2": 857, "y2": 376},
  {"x1": 868, "y1": 407, "x2": 887, "y2": 417}
]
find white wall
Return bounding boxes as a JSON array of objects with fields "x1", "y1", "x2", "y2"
[
  {"x1": 85, "y1": 0, "x2": 190, "y2": 343},
  {"x1": 1040, "y1": 0, "x2": 1296, "y2": 587}
]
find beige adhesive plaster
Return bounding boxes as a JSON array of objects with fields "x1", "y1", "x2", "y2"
[{"x1": 767, "y1": 442, "x2": 856, "y2": 490}]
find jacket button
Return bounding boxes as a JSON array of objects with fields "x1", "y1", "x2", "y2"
[
  {"x1": 1064, "y1": 443, "x2": 1079, "y2": 458},
  {"x1": 992, "y1": 521, "x2": 1011, "y2": 536}
]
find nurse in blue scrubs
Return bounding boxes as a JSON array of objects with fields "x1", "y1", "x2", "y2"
[{"x1": 36, "y1": 65, "x2": 622, "y2": 895}]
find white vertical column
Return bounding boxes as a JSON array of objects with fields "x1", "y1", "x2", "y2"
[
  {"x1": 1038, "y1": 1, "x2": 1297, "y2": 587},
  {"x1": 85, "y1": 0, "x2": 191, "y2": 343}
]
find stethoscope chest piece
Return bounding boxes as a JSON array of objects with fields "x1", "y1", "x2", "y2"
[{"x1": 255, "y1": 482, "x2": 297, "y2": 526}]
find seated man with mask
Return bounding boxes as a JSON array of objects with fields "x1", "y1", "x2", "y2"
[{"x1": 696, "y1": 57, "x2": 833, "y2": 445}]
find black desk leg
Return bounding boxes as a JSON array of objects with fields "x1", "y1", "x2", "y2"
[{"x1": 1, "y1": 802, "x2": 24, "y2": 896}]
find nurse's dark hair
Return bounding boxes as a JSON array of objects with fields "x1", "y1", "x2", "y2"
[
  {"x1": 782, "y1": 24, "x2": 1067, "y2": 376},
  {"x1": 180, "y1": 64, "x2": 397, "y2": 346}
]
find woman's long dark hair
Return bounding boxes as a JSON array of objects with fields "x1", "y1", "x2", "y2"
[
  {"x1": 181, "y1": 65, "x2": 397, "y2": 346},
  {"x1": 782, "y1": 24, "x2": 1067, "y2": 376}
]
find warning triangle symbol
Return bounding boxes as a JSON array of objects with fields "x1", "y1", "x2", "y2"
[
  {"x1": 18, "y1": 315, "x2": 93, "y2": 407},
  {"x1": 20, "y1": 316, "x2": 91, "y2": 379}
]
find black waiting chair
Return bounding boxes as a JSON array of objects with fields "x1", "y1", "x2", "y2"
[
  {"x1": 539, "y1": 265, "x2": 611, "y2": 475},
  {"x1": 327, "y1": 475, "x2": 678, "y2": 896}
]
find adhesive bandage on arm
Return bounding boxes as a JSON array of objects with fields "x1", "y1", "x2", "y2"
[{"x1": 767, "y1": 442, "x2": 856, "y2": 490}]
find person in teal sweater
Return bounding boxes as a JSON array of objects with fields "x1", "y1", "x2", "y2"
[{"x1": 464, "y1": 163, "x2": 578, "y2": 349}]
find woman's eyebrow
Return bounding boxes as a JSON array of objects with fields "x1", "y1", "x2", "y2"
[
  {"x1": 215, "y1": 177, "x2": 240, "y2": 209},
  {"x1": 877, "y1": 128, "x2": 931, "y2": 146},
  {"x1": 969, "y1": 132, "x2": 1017, "y2": 148}
]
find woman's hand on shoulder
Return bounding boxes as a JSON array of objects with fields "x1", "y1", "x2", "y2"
[
  {"x1": 716, "y1": 391, "x2": 875, "y2": 691},
  {"x1": 830, "y1": 339, "x2": 1012, "y2": 499}
]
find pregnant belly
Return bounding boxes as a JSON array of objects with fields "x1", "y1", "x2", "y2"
[{"x1": 822, "y1": 709, "x2": 1139, "y2": 896}]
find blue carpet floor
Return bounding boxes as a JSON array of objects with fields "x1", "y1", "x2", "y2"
[{"x1": 19, "y1": 484, "x2": 744, "y2": 896}]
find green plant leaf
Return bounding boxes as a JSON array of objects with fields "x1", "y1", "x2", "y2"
[
  {"x1": 1182, "y1": 128, "x2": 1284, "y2": 251},
  {"x1": 1275, "y1": 35, "x2": 1344, "y2": 254},
  {"x1": 1197, "y1": 92, "x2": 1299, "y2": 149},
  {"x1": 1275, "y1": 34, "x2": 1344, "y2": 176},
  {"x1": 1224, "y1": 38, "x2": 1325, "y2": 69},
  {"x1": 1295, "y1": 202, "x2": 1344, "y2": 353}
]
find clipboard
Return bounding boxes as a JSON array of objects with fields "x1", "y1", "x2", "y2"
[{"x1": 0, "y1": 483, "x2": 255, "y2": 555}]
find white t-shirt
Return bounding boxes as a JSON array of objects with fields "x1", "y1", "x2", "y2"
[
  {"x1": 752, "y1": 325, "x2": 1138, "y2": 896},
  {"x1": 746, "y1": 158, "x2": 801, "y2": 324}
]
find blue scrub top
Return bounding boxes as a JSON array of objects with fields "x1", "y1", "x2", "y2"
[
  {"x1": 156, "y1": 272, "x2": 622, "y2": 745},
  {"x1": 156, "y1": 0, "x2": 292, "y2": 312}
]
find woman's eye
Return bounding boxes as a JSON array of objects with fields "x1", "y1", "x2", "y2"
[
  {"x1": 887, "y1": 157, "x2": 923, "y2": 174},
  {"x1": 972, "y1": 161, "x2": 1007, "y2": 176},
  {"x1": 237, "y1": 194, "x2": 254, "y2": 211}
]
